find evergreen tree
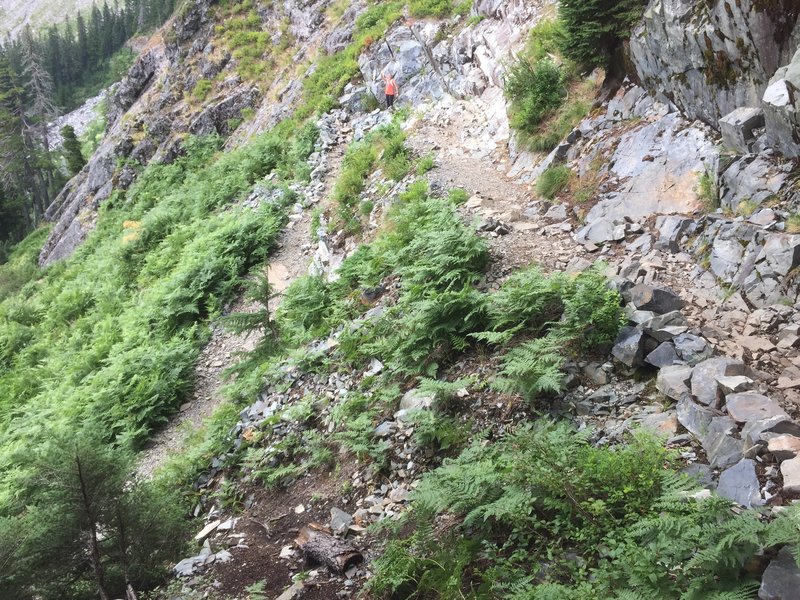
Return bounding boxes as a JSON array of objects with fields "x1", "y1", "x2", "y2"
[
  {"x1": 558, "y1": 0, "x2": 646, "y2": 72},
  {"x1": 76, "y1": 12, "x2": 89, "y2": 70},
  {"x1": 0, "y1": 427, "x2": 188, "y2": 600},
  {"x1": 62, "y1": 125, "x2": 86, "y2": 175}
]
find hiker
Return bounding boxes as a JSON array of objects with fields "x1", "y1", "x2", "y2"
[{"x1": 383, "y1": 72, "x2": 398, "y2": 109}]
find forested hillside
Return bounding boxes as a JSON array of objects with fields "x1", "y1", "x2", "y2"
[
  {"x1": 0, "y1": 0, "x2": 176, "y2": 256},
  {"x1": 2, "y1": 0, "x2": 800, "y2": 599}
]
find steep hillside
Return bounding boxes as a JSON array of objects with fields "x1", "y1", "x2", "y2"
[{"x1": 2, "y1": 0, "x2": 800, "y2": 599}]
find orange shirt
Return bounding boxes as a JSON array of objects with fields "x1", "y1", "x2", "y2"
[{"x1": 385, "y1": 78, "x2": 397, "y2": 95}]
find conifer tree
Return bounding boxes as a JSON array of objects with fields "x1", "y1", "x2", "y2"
[{"x1": 62, "y1": 125, "x2": 86, "y2": 175}]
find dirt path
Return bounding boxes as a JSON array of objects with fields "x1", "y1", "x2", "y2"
[{"x1": 136, "y1": 145, "x2": 348, "y2": 479}]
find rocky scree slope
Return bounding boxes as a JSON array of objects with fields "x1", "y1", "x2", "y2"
[{"x1": 26, "y1": 0, "x2": 800, "y2": 597}]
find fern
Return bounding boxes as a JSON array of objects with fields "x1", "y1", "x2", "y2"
[{"x1": 494, "y1": 333, "x2": 569, "y2": 400}]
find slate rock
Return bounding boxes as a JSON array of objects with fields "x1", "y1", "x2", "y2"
[
  {"x1": 677, "y1": 395, "x2": 714, "y2": 439},
  {"x1": 681, "y1": 463, "x2": 714, "y2": 489},
  {"x1": 691, "y1": 357, "x2": 747, "y2": 408},
  {"x1": 657, "y1": 365, "x2": 693, "y2": 401},
  {"x1": 673, "y1": 333, "x2": 712, "y2": 366},
  {"x1": 759, "y1": 546, "x2": 800, "y2": 600},
  {"x1": 612, "y1": 326, "x2": 645, "y2": 367},
  {"x1": 642, "y1": 310, "x2": 689, "y2": 342},
  {"x1": 767, "y1": 435, "x2": 800, "y2": 462},
  {"x1": 719, "y1": 106, "x2": 765, "y2": 154},
  {"x1": 781, "y1": 455, "x2": 800, "y2": 494},
  {"x1": 330, "y1": 508, "x2": 353, "y2": 536},
  {"x1": 645, "y1": 341, "x2": 679, "y2": 368},
  {"x1": 725, "y1": 393, "x2": 788, "y2": 424},
  {"x1": 742, "y1": 416, "x2": 800, "y2": 447},
  {"x1": 626, "y1": 283, "x2": 685, "y2": 314},
  {"x1": 716, "y1": 458, "x2": 762, "y2": 508},
  {"x1": 400, "y1": 389, "x2": 435, "y2": 411},
  {"x1": 703, "y1": 416, "x2": 743, "y2": 469},
  {"x1": 654, "y1": 215, "x2": 694, "y2": 252},
  {"x1": 716, "y1": 375, "x2": 755, "y2": 395}
]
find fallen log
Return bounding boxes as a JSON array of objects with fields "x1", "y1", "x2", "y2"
[{"x1": 295, "y1": 524, "x2": 363, "y2": 573}]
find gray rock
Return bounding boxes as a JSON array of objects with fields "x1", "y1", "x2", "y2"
[
  {"x1": 716, "y1": 375, "x2": 755, "y2": 395},
  {"x1": 681, "y1": 463, "x2": 714, "y2": 489},
  {"x1": 691, "y1": 357, "x2": 747, "y2": 408},
  {"x1": 626, "y1": 283, "x2": 685, "y2": 314},
  {"x1": 719, "y1": 107, "x2": 765, "y2": 154},
  {"x1": 645, "y1": 341, "x2": 679, "y2": 368},
  {"x1": 400, "y1": 389, "x2": 435, "y2": 411},
  {"x1": 630, "y1": 0, "x2": 799, "y2": 126},
  {"x1": 657, "y1": 365, "x2": 693, "y2": 401},
  {"x1": 725, "y1": 393, "x2": 788, "y2": 424},
  {"x1": 710, "y1": 238, "x2": 745, "y2": 283},
  {"x1": 672, "y1": 333, "x2": 712, "y2": 366},
  {"x1": 374, "y1": 421, "x2": 396, "y2": 437},
  {"x1": 759, "y1": 547, "x2": 800, "y2": 600},
  {"x1": 716, "y1": 459, "x2": 762, "y2": 508},
  {"x1": 654, "y1": 215, "x2": 694, "y2": 252},
  {"x1": 330, "y1": 508, "x2": 353, "y2": 536},
  {"x1": 781, "y1": 456, "x2": 800, "y2": 494},
  {"x1": 703, "y1": 416, "x2": 744, "y2": 469},
  {"x1": 763, "y1": 55, "x2": 800, "y2": 158},
  {"x1": 742, "y1": 416, "x2": 800, "y2": 447},
  {"x1": 677, "y1": 395, "x2": 714, "y2": 438},
  {"x1": 544, "y1": 204, "x2": 568, "y2": 221},
  {"x1": 642, "y1": 310, "x2": 689, "y2": 342},
  {"x1": 612, "y1": 326, "x2": 646, "y2": 367},
  {"x1": 577, "y1": 218, "x2": 624, "y2": 244}
]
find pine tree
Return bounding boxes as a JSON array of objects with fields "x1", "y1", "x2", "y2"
[
  {"x1": 62, "y1": 125, "x2": 86, "y2": 175},
  {"x1": 558, "y1": 0, "x2": 646, "y2": 72},
  {"x1": 76, "y1": 12, "x2": 89, "y2": 69}
]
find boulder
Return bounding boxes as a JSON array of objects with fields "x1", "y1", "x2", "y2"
[
  {"x1": 672, "y1": 333, "x2": 711, "y2": 366},
  {"x1": 612, "y1": 326, "x2": 646, "y2": 367},
  {"x1": 725, "y1": 393, "x2": 788, "y2": 424},
  {"x1": 626, "y1": 283, "x2": 684, "y2": 314},
  {"x1": 645, "y1": 341, "x2": 679, "y2": 368},
  {"x1": 654, "y1": 215, "x2": 695, "y2": 252},
  {"x1": 767, "y1": 435, "x2": 800, "y2": 461},
  {"x1": 781, "y1": 455, "x2": 800, "y2": 494},
  {"x1": 641, "y1": 311, "x2": 689, "y2": 342},
  {"x1": 759, "y1": 547, "x2": 800, "y2": 600},
  {"x1": 716, "y1": 459, "x2": 762, "y2": 508},
  {"x1": 763, "y1": 49, "x2": 800, "y2": 159},
  {"x1": 703, "y1": 416, "x2": 743, "y2": 469},
  {"x1": 691, "y1": 357, "x2": 747, "y2": 408},
  {"x1": 676, "y1": 395, "x2": 714, "y2": 438},
  {"x1": 719, "y1": 107, "x2": 765, "y2": 154},
  {"x1": 742, "y1": 416, "x2": 800, "y2": 447},
  {"x1": 657, "y1": 365, "x2": 693, "y2": 401}
]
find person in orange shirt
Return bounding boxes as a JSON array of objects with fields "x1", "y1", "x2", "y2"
[{"x1": 383, "y1": 72, "x2": 398, "y2": 109}]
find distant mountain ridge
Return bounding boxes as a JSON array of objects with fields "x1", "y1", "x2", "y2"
[{"x1": 0, "y1": 0, "x2": 95, "y2": 37}]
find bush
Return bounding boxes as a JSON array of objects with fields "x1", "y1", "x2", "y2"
[
  {"x1": 505, "y1": 58, "x2": 566, "y2": 135},
  {"x1": 536, "y1": 164, "x2": 572, "y2": 199},
  {"x1": 370, "y1": 420, "x2": 800, "y2": 598}
]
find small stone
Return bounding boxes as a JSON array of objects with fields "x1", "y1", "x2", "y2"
[
  {"x1": 374, "y1": 421, "x2": 396, "y2": 437},
  {"x1": 330, "y1": 508, "x2": 353, "y2": 536},
  {"x1": 716, "y1": 375, "x2": 754, "y2": 394},
  {"x1": 738, "y1": 336, "x2": 776, "y2": 353},
  {"x1": 280, "y1": 545, "x2": 295, "y2": 559},
  {"x1": 194, "y1": 520, "x2": 221, "y2": 542},
  {"x1": 645, "y1": 341, "x2": 679, "y2": 368},
  {"x1": 294, "y1": 504, "x2": 305, "y2": 515}
]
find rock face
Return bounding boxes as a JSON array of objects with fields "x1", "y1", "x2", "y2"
[
  {"x1": 763, "y1": 47, "x2": 800, "y2": 158},
  {"x1": 630, "y1": 0, "x2": 800, "y2": 128},
  {"x1": 760, "y1": 547, "x2": 800, "y2": 600}
]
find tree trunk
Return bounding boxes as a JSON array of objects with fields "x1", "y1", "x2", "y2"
[
  {"x1": 75, "y1": 456, "x2": 111, "y2": 600},
  {"x1": 295, "y1": 525, "x2": 362, "y2": 574}
]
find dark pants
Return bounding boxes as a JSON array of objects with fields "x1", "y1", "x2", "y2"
[{"x1": 386, "y1": 94, "x2": 395, "y2": 109}]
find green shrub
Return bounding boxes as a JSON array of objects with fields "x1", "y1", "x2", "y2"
[
  {"x1": 536, "y1": 164, "x2": 572, "y2": 199},
  {"x1": 409, "y1": 0, "x2": 456, "y2": 18},
  {"x1": 505, "y1": 58, "x2": 566, "y2": 135},
  {"x1": 370, "y1": 420, "x2": 799, "y2": 598},
  {"x1": 416, "y1": 153, "x2": 436, "y2": 175},
  {"x1": 447, "y1": 187, "x2": 469, "y2": 205}
]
